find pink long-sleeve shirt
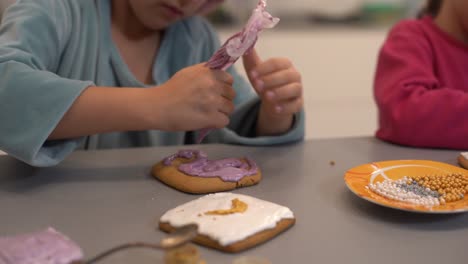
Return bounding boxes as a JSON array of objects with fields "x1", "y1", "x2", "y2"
[{"x1": 374, "y1": 16, "x2": 468, "y2": 149}]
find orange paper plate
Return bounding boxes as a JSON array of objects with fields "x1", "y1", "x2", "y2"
[{"x1": 344, "y1": 160, "x2": 468, "y2": 213}]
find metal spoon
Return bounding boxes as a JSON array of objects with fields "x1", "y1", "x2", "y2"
[{"x1": 83, "y1": 224, "x2": 198, "y2": 264}]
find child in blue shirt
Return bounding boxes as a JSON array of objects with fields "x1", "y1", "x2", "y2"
[{"x1": 0, "y1": 0, "x2": 304, "y2": 166}]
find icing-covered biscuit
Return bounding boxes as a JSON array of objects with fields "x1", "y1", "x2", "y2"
[
  {"x1": 152, "y1": 150, "x2": 262, "y2": 194},
  {"x1": 159, "y1": 193, "x2": 295, "y2": 252}
]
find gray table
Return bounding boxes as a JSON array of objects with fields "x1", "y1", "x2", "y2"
[{"x1": 0, "y1": 137, "x2": 467, "y2": 263}]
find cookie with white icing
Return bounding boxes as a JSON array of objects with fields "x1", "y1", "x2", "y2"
[
  {"x1": 458, "y1": 152, "x2": 468, "y2": 169},
  {"x1": 152, "y1": 150, "x2": 261, "y2": 194},
  {"x1": 159, "y1": 192, "x2": 295, "y2": 253}
]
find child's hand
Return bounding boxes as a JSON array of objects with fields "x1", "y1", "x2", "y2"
[
  {"x1": 156, "y1": 64, "x2": 236, "y2": 131},
  {"x1": 243, "y1": 49, "x2": 303, "y2": 136}
]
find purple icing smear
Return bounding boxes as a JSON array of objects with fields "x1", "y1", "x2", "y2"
[
  {"x1": 163, "y1": 150, "x2": 258, "y2": 182},
  {"x1": 0, "y1": 227, "x2": 83, "y2": 264}
]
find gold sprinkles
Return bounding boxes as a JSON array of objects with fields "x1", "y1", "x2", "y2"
[{"x1": 409, "y1": 173, "x2": 467, "y2": 204}]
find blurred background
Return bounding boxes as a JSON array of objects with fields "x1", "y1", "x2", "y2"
[{"x1": 208, "y1": 0, "x2": 425, "y2": 140}]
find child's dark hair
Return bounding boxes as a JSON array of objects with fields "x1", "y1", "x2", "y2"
[{"x1": 419, "y1": 0, "x2": 442, "y2": 17}]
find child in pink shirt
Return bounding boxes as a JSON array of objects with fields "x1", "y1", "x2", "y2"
[{"x1": 374, "y1": 0, "x2": 468, "y2": 149}]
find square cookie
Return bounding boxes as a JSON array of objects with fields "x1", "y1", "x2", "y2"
[{"x1": 159, "y1": 192, "x2": 295, "y2": 253}]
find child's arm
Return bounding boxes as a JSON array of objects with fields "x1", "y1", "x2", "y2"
[
  {"x1": 374, "y1": 22, "x2": 468, "y2": 149},
  {"x1": 0, "y1": 1, "x2": 96, "y2": 165},
  {"x1": 49, "y1": 65, "x2": 235, "y2": 140}
]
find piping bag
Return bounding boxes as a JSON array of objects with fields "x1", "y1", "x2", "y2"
[{"x1": 196, "y1": 0, "x2": 280, "y2": 143}]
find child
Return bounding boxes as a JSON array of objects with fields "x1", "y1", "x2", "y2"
[
  {"x1": 374, "y1": 0, "x2": 468, "y2": 149},
  {"x1": 0, "y1": 0, "x2": 304, "y2": 166}
]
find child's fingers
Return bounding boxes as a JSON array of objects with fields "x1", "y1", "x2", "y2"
[
  {"x1": 274, "y1": 97, "x2": 303, "y2": 115},
  {"x1": 251, "y1": 58, "x2": 292, "y2": 77},
  {"x1": 217, "y1": 97, "x2": 235, "y2": 116},
  {"x1": 212, "y1": 69, "x2": 234, "y2": 85},
  {"x1": 257, "y1": 68, "x2": 301, "y2": 91},
  {"x1": 242, "y1": 48, "x2": 262, "y2": 76},
  {"x1": 210, "y1": 112, "x2": 230, "y2": 129},
  {"x1": 220, "y1": 84, "x2": 236, "y2": 100},
  {"x1": 263, "y1": 82, "x2": 302, "y2": 102},
  {"x1": 203, "y1": 97, "x2": 233, "y2": 129}
]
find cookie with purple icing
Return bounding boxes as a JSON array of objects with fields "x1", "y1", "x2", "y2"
[{"x1": 152, "y1": 150, "x2": 262, "y2": 194}]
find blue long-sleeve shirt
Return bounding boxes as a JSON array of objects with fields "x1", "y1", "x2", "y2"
[{"x1": 0, "y1": 0, "x2": 304, "y2": 166}]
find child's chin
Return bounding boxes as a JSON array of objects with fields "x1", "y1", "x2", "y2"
[{"x1": 143, "y1": 20, "x2": 173, "y2": 31}]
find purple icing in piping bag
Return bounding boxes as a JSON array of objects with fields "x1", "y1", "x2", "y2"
[
  {"x1": 163, "y1": 150, "x2": 258, "y2": 182},
  {"x1": 0, "y1": 228, "x2": 83, "y2": 264},
  {"x1": 196, "y1": 0, "x2": 280, "y2": 143}
]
